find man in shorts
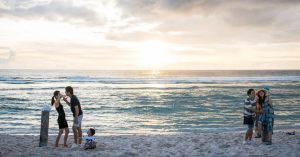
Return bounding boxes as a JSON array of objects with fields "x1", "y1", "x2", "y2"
[{"x1": 63, "y1": 86, "x2": 83, "y2": 148}]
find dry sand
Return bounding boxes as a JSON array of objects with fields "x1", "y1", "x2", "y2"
[{"x1": 0, "y1": 129, "x2": 299, "y2": 157}]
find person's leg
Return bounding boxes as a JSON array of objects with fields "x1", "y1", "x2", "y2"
[
  {"x1": 254, "y1": 115, "x2": 261, "y2": 137},
  {"x1": 266, "y1": 120, "x2": 273, "y2": 145},
  {"x1": 78, "y1": 127, "x2": 82, "y2": 144},
  {"x1": 247, "y1": 121, "x2": 254, "y2": 141},
  {"x1": 254, "y1": 123, "x2": 258, "y2": 135},
  {"x1": 268, "y1": 133, "x2": 272, "y2": 142},
  {"x1": 55, "y1": 129, "x2": 63, "y2": 147},
  {"x1": 248, "y1": 128, "x2": 254, "y2": 140},
  {"x1": 245, "y1": 124, "x2": 251, "y2": 140},
  {"x1": 245, "y1": 129, "x2": 248, "y2": 141},
  {"x1": 72, "y1": 126, "x2": 78, "y2": 144},
  {"x1": 256, "y1": 122, "x2": 262, "y2": 138},
  {"x1": 244, "y1": 129, "x2": 251, "y2": 144},
  {"x1": 262, "y1": 124, "x2": 270, "y2": 143},
  {"x1": 77, "y1": 114, "x2": 83, "y2": 144},
  {"x1": 64, "y1": 128, "x2": 69, "y2": 147}
]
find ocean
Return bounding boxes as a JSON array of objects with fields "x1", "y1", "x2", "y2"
[{"x1": 0, "y1": 70, "x2": 299, "y2": 135}]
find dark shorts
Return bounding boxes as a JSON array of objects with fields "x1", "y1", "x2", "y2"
[
  {"x1": 244, "y1": 116, "x2": 254, "y2": 125},
  {"x1": 58, "y1": 118, "x2": 68, "y2": 129},
  {"x1": 244, "y1": 116, "x2": 254, "y2": 129}
]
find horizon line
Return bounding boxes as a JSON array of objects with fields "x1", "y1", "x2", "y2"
[{"x1": 0, "y1": 69, "x2": 300, "y2": 71}]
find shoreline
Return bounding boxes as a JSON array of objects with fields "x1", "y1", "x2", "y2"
[
  {"x1": 1, "y1": 128, "x2": 299, "y2": 157},
  {"x1": 3, "y1": 124, "x2": 300, "y2": 136}
]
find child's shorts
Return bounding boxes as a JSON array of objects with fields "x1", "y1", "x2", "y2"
[{"x1": 244, "y1": 116, "x2": 254, "y2": 129}]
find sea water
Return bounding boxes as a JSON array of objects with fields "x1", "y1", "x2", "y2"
[{"x1": 0, "y1": 70, "x2": 299, "y2": 135}]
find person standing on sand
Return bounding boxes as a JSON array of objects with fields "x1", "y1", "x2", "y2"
[
  {"x1": 243, "y1": 89, "x2": 256, "y2": 145},
  {"x1": 256, "y1": 89, "x2": 274, "y2": 145},
  {"x1": 63, "y1": 86, "x2": 83, "y2": 148},
  {"x1": 51, "y1": 90, "x2": 69, "y2": 147}
]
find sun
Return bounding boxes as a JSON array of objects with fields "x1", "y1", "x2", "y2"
[{"x1": 136, "y1": 40, "x2": 174, "y2": 69}]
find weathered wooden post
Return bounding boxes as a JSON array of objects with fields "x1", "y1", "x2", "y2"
[{"x1": 39, "y1": 104, "x2": 51, "y2": 147}]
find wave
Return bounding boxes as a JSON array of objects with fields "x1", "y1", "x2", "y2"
[
  {"x1": 1, "y1": 75, "x2": 300, "y2": 84},
  {"x1": 0, "y1": 97, "x2": 30, "y2": 102},
  {"x1": 0, "y1": 105, "x2": 37, "y2": 112}
]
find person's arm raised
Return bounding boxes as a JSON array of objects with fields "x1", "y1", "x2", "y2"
[
  {"x1": 52, "y1": 95, "x2": 62, "y2": 108},
  {"x1": 63, "y1": 96, "x2": 71, "y2": 106},
  {"x1": 268, "y1": 98, "x2": 273, "y2": 108}
]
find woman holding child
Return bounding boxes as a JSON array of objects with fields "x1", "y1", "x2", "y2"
[{"x1": 256, "y1": 89, "x2": 274, "y2": 145}]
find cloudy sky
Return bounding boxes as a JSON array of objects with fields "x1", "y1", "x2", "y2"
[{"x1": 0, "y1": 0, "x2": 300, "y2": 70}]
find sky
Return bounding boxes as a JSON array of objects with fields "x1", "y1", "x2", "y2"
[{"x1": 0, "y1": 0, "x2": 300, "y2": 70}]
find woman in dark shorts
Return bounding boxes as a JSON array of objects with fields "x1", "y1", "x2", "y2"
[{"x1": 51, "y1": 90, "x2": 69, "y2": 147}]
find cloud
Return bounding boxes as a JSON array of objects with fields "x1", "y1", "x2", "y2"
[
  {"x1": 117, "y1": 0, "x2": 221, "y2": 16},
  {"x1": 0, "y1": 47, "x2": 15, "y2": 64},
  {"x1": 0, "y1": 0, "x2": 105, "y2": 26},
  {"x1": 0, "y1": 0, "x2": 299, "y2": 69},
  {"x1": 1, "y1": 0, "x2": 299, "y2": 44},
  {"x1": 114, "y1": 0, "x2": 300, "y2": 44},
  {"x1": 117, "y1": 0, "x2": 300, "y2": 16},
  {"x1": 118, "y1": 0, "x2": 300, "y2": 24}
]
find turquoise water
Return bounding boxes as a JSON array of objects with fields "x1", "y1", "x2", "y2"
[{"x1": 0, "y1": 70, "x2": 299, "y2": 135}]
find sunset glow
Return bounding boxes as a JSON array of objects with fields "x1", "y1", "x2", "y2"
[{"x1": 136, "y1": 40, "x2": 175, "y2": 69}]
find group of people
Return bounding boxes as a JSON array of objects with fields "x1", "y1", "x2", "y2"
[
  {"x1": 243, "y1": 86, "x2": 275, "y2": 145},
  {"x1": 51, "y1": 86, "x2": 96, "y2": 149},
  {"x1": 51, "y1": 85, "x2": 274, "y2": 148}
]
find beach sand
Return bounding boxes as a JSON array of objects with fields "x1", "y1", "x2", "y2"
[{"x1": 0, "y1": 129, "x2": 299, "y2": 157}]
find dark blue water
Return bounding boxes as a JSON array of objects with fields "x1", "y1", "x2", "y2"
[{"x1": 0, "y1": 70, "x2": 299, "y2": 135}]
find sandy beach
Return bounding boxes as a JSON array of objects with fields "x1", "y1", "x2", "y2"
[{"x1": 0, "y1": 129, "x2": 299, "y2": 157}]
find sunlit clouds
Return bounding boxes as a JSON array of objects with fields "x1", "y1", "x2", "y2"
[{"x1": 0, "y1": 0, "x2": 300, "y2": 70}]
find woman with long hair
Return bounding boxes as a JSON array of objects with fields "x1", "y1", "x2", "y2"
[
  {"x1": 256, "y1": 89, "x2": 274, "y2": 145},
  {"x1": 51, "y1": 90, "x2": 69, "y2": 147}
]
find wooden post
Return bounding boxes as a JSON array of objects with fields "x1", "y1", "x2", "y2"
[{"x1": 39, "y1": 110, "x2": 50, "y2": 147}]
